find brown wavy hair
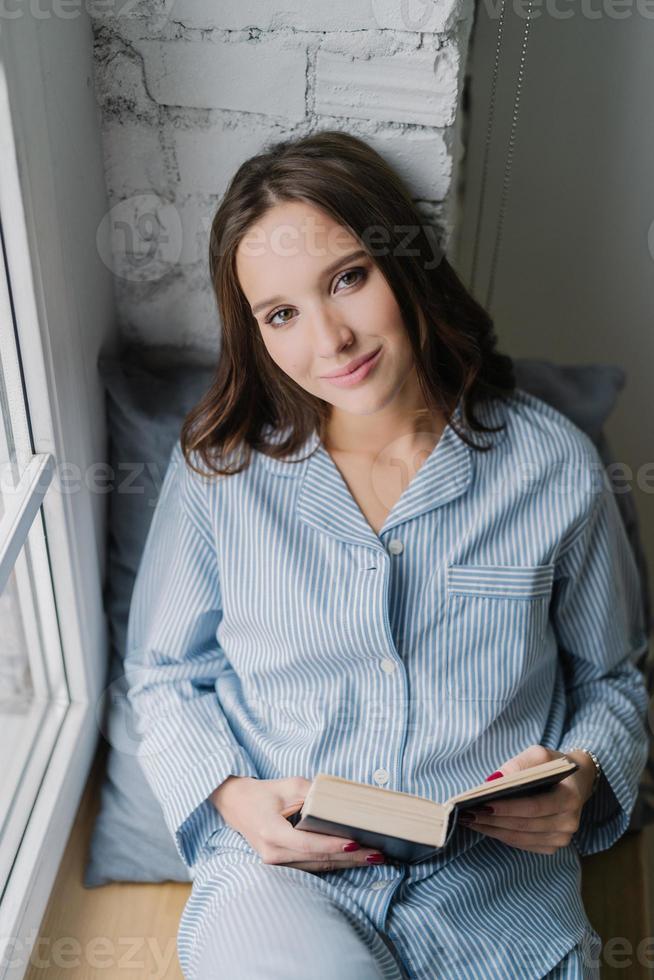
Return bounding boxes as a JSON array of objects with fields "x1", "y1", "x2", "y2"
[{"x1": 181, "y1": 129, "x2": 515, "y2": 478}]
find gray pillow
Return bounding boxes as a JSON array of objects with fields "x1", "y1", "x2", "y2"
[
  {"x1": 84, "y1": 349, "x2": 651, "y2": 885},
  {"x1": 512, "y1": 359, "x2": 651, "y2": 641},
  {"x1": 85, "y1": 350, "x2": 213, "y2": 886}
]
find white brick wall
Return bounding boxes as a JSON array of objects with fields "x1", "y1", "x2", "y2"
[
  {"x1": 90, "y1": 0, "x2": 475, "y2": 351},
  {"x1": 136, "y1": 37, "x2": 307, "y2": 118},
  {"x1": 165, "y1": 0, "x2": 463, "y2": 34},
  {"x1": 314, "y1": 46, "x2": 459, "y2": 127}
]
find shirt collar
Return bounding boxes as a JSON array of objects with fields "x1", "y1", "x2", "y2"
[{"x1": 256, "y1": 394, "x2": 508, "y2": 547}]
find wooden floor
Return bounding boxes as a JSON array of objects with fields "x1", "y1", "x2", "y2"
[
  {"x1": 24, "y1": 754, "x2": 190, "y2": 980},
  {"x1": 25, "y1": 753, "x2": 653, "y2": 979}
]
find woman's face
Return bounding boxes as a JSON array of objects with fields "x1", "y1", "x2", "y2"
[{"x1": 235, "y1": 200, "x2": 417, "y2": 419}]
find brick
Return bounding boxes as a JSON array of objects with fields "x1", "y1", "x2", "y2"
[
  {"x1": 100, "y1": 194, "x2": 184, "y2": 284},
  {"x1": 365, "y1": 130, "x2": 451, "y2": 201},
  {"x1": 173, "y1": 124, "x2": 284, "y2": 198},
  {"x1": 166, "y1": 0, "x2": 457, "y2": 32},
  {"x1": 136, "y1": 38, "x2": 306, "y2": 119},
  {"x1": 102, "y1": 119, "x2": 166, "y2": 198},
  {"x1": 175, "y1": 196, "x2": 215, "y2": 266},
  {"x1": 93, "y1": 38, "x2": 156, "y2": 122},
  {"x1": 315, "y1": 45, "x2": 459, "y2": 127},
  {"x1": 173, "y1": 123, "x2": 450, "y2": 213},
  {"x1": 117, "y1": 275, "x2": 219, "y2": 349},
  {"x1": 371, "y1": 0, "x2": 464, "y2": 33}
]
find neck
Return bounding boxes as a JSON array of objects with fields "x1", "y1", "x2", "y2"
[{"x1": 324, "y1": 405, "x2": 448, "y2": 462}]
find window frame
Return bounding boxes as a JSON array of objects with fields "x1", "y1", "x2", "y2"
[{"x1": 0, "y1": 9, "x2": 115, "y2": 977}]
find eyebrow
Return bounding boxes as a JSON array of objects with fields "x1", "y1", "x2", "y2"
[{"x1": 250, "y1": 249, "x2": 369, "y2": 317}]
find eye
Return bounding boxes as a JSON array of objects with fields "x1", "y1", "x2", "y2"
[
  {"x1": 264, "y1": 267, "x2": 367, "y2": 327},
  {"x1": 265, "y1": 306, "x2": 294, "y2": 327},
  {"x1": 336, "y1": 267, "x2": 365, "y2": 289}
]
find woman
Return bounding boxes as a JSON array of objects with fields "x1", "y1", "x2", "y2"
[{"x1": 124, "y1": 130, "x2": 649, "y2": 980}]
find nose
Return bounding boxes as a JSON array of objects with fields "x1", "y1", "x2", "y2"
[{"x1": 310, "y1": 302, "x2": 354, "y2": 358}]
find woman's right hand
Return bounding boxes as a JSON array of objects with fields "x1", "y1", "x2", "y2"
[{"x1": 209, "y1": 775, "x2": 386, "y2": 872}]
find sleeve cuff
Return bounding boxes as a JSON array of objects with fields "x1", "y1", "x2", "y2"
[
  {"x1": 145, "y1": 746, "x2": 259, "y2": 868},
  {"x1": 558, "y1": 729, "x2": 649, "y2": 856}
]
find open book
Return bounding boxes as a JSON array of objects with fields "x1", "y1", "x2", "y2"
[{"x1": 283, "y1": 757, "x2": 579, "y2": 864}]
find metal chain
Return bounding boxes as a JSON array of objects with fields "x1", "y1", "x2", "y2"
[
  {"x1": 485, "y1": 0, "x2": 534, "y2": 311},
  {"x1": 469, "y1": 0, "x2": 508, "y2": 294},
  {"x1": 469, "y1": 0, "x2": 534, "y2": 313}
]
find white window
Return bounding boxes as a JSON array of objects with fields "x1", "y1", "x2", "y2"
[
  {"x1": 0, "y1": 211, "x2": 66, "y2": 881},
  {"x1": 0, "y1": 12, "x2": 115, "y2": 979}
]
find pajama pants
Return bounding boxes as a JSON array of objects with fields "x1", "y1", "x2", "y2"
[{"x1": 186, "y1": 863, "x2": 600, "y2": 980}]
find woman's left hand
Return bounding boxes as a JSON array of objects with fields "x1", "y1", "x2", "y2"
[{"x1": 458, "y1": 744, "x2": 598, "y2": 855}]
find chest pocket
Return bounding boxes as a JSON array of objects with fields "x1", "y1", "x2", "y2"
[{"x1": 445, "y1": 563, "x2": 555, "y2": 702}]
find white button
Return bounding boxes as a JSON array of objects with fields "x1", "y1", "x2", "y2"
[
  {"x1": 370, "y1": 880, "x2": 386, "y2": 890},
  {"x1": 373, "y1": 768, "x2": 389, "y2": 785},
  {"x1": 380, "y1": 658, "x2": 396, "y2": 674},
  {"x1": 387, "y1": 538, "x2": 404, "y2": 555}
]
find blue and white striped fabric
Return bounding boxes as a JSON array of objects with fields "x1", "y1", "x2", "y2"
[{"x1": 124, "y1": 388, "x2": 649, "y2": 979}]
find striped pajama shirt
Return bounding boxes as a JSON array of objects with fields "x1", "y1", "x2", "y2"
[{"x1": 125, "y1": 388, "x2": 648, "y2": 979}]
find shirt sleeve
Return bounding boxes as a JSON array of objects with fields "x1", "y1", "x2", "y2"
[
  {"x1": 551, "y1": 460, "x2": 650, "y2": 857},
  {"x1": 124, "y1": 440, "x2": 259, "y2": 870}
]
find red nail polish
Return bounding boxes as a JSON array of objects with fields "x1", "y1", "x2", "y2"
[
  {"x1": 485, "y1": 770, "x2": 503, "y2": 781},
  {"x1": 343, "y1": 841, "x2": 360, "y2": 852},
  {"x1": 366, "y1": 853, "x2": 385, "y2": 863}
]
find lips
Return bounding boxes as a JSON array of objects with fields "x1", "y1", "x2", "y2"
[{"x1": 321, "y1": 347, "x2": 382, "y2": 379}]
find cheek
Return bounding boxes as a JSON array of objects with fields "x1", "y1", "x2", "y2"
[
  {"x1": 387, "y1": 305, "x2": 410, "y2": 339},
  {"x1": 374, "y1": 277, "x2": 402, "y2": 314},
  {"x1": 368, "y1": 288, "x2": 409, "y2": 343},
  {"x1": 265, "y1": 337, "x2": 311, "y2": 379}
]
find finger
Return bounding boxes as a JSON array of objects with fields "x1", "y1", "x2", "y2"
[
  {"x1": 270, "y1": 813, "x2": 363, "y2": 857},
  {"x1": 478, "y1": 785, "x2": 569, "y2": 819},
  {"x1": 464, "y1": 821, "x2": 571, "y2": 849},
  {"x1": 275, "y1": 845, "x2": 388, "y2": 871},
  {"x1": 461, "y1": 812, "x2": 578, "y2": 834},
  {"x1": 267, "y1": 812, "x2": 388, "y2": 865},
  {"x1": 283, "y1": 853, "x2": 385, "y2": 873},
  {"x1": 461, "y1": 808, "x2": 579, "y2": 834},
  {"x1": 284, "y1": 861, "x2": 345, "y2": 873},
  {"x1": 494, "y1": 744, "x2": 554, "y2": 777},
  {"x1": 279, "y1": 840, "x2": 386, "y2": 863},
  {"x1": 280, "y1": 800, "x2": 305, "y2": 820}
]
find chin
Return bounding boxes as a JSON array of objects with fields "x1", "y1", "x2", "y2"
[{"x1": 338, "y1": 394, "x2": 388, "y2": 416}]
